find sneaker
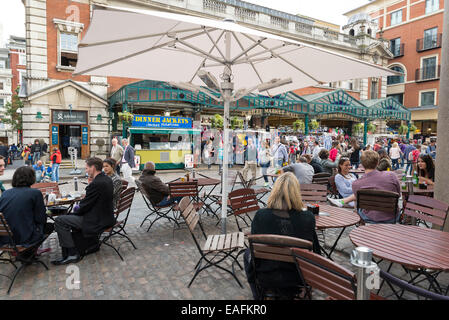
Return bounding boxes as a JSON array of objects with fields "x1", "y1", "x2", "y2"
[
  {"x1": 264, "y1": 182, "x2": 269, "y2": 188},
  {"x1": 328, "y1": 197, "x2": 344, "y2": 208}
]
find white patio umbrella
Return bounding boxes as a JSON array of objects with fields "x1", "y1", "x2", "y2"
[{"x1": 74, "y1": 5, "x2": 398, "y2": 233}]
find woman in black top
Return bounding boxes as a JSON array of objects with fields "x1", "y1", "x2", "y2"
[
  {"x1": 417, "y1": 154, "x2": 435, "y2": 186},
  {"x1": 244, "y1": 172, "x2": 320, "y2": 300}
]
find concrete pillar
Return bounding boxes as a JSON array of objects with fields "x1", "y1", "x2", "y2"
[
  {"x1": 305, "y1": 114, "x2": 309, "y2": 135},
  {"x1": 436, "y1": 0, "x2": 449, "y2": 232},
  {"x1": 363, "y1": 119, "x2": 368, "y2": 146}
]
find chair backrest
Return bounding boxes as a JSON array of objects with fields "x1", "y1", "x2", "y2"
[
  {"x1": 135, "y1": 179, "x2": 158, "y2": 208},
  {"x1": 291, "y1": 247, "x2": 357, "y2": 300},
  {"x1": 0, "y1": 213, "x2": 18, "y2": 252},
  {"x1": 328, "y1": 175, "x2": 340, "y2": 197},
  {"x1": 379, "y1": 270, "x2": 449, "y2": 300},
  {"x1": 404, "y1": 195, "x2": 449, "y2": 230},
  {"x1": 248, "y1": 234, "x2": 313, "y2": 264},
  {"x1": 356, "y1": 189, "x2": 400, "y2": 219},
  {"x1": 31, "y1": 182, "x2": 61, "y2": 197},
  {"x1": 168, "y1": 181, "x2": 199, "y2": 198},
  {"x1": 228, "y1": 188, "x2": 260, "y2": 217},
  {"x1": 312, "y1": 172, "x2": 331, "y2": 185},
  {"x1": 179, "y1": 196, "x2": 200, "y2": 233},
  {"x1": 300, "y1": 184, "x2": 328, "y2": 203},
  {"x1": 121, "y1": 179, "x2": 129, "y2": 190},
  {"x1": 114, "y1": 187, "x2": 135, "y2": 218}
]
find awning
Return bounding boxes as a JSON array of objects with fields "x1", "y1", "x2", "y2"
[{"x1": 129, "y1": 127, "x2": 201, "y2": 134}]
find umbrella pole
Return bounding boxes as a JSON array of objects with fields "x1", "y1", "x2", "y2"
[{"x1": 221, "y1": 95, "x2": 230, "y2": 234}]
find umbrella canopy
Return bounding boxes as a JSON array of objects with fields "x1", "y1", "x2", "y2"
[
  {"x1": 74, "y1": 5, "x2": 398, "y2": 233},
  {"x1": 74, "y1": 6, "x2": 397, "y2": 96}
]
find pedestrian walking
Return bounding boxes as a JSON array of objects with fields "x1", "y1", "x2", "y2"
[
  {"x1": 50, "y1": 147, "x2": 62, "y2": 182},
  {"x1": 110, "y1": 138, "x2": 124, "y2": 175},
  {"x1": 120, "y1": 138, "x2": 135, "y2": 184}
]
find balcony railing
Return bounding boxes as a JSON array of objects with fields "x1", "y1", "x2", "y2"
[
  {"x1": 390, "y1": 43, "x2": 404, "y2": 57},
  {"x1": 416, "y1": 34, "x2": 442, "y2": 52},
  {"x1": 415, "y1": 65, "x2": 441, "y2": 82}
]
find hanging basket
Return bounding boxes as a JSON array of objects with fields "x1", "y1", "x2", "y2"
[{"x1": 118, "y1": 112, "x2": 134, "y2": 124}]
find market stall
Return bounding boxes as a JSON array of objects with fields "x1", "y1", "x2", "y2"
[{"x1": 129, "y1": 115, "x2": 201, "y2": 170}]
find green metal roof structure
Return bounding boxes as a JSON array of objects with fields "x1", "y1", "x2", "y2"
[{"x1": 109, "y1": 81, "x2": 411, "y2": 140}]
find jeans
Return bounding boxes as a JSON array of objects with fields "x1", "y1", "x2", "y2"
[
  {"x1": 51, "y1": 163, "x2": 60, "y2": 182},
  {"x1": 357, "y1": 209, "x2": 399, "y2": 224},
  {"x1": 35, "y1": 171, "x2": 43, "y2": 183},
  {"x1": 33, "y1": 152, "x2": 41, "y2": 165},
  {"x1": 274, "y1": 158, "x2": 283, "y2": 168},
  {"x1": 405, "y1": 161, "x2": 413, "y2": 175},
  {"x1": 260, "y1": 162, "x2": 270, "y2": 183},
  {"x1": 391, "y1": 158, "x2": 399, "y2": 171},
  {"x1": 157, "y1": 196, "x2": 182, "y2": 207}
]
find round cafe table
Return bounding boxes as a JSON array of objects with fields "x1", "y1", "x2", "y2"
[
  {"x1": 350, "y1": 224, "x2": 449, "y2": 294},
  {"x1": 313, "y1": 204, "x2": 360, "y2": 260}
]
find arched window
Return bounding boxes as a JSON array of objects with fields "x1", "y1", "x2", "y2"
[
  {"x1": 349, "y1": 29, "x2": 355, "y2": 36},
  {"x1": 387, "y1": 65, "x2": 405, "y2": 85},
  {"x1": 367, "y1": 28, "x2": 372, "y2": 35}
]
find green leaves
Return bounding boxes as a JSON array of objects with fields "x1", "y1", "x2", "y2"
[
  {"x1": 292, "y1": 119, "x2": 305, "y2": 132},
  {"x1": 0, "y1": 86, "x2": 23, "y2": 131},
  {"x1": 117, "y1": 111, "x2": 134, "y2": 124},
  {"x1": 211, "y1": 114, "x2": 223, "y2": 129}
]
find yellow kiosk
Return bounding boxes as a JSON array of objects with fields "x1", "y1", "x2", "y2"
[{"x1": 130, "y1": 115, "x2": 200, "y2": 170}]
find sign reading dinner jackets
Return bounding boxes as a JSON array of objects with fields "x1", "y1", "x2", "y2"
[{"x1": 132, "y1": 116, "x2": 192, "y2": 129}]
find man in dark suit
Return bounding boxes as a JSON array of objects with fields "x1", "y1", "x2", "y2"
[{"x1": 52, "y1": 157, "x2": 114, "y2": 265}]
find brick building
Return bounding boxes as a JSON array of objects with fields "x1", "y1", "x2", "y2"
[{"x1": 345, "y1": 0, "x2": 444, "y2": 137}]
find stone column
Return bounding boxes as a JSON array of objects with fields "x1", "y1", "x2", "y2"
[{"x1": 436, "y1": 0, "x2": 449, "y2": 232}]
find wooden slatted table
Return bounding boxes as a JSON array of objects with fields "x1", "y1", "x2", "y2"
[
  {"x1": 349, "y1": 224, "x2": 449, "y2": 294},
  {"x1": 313, "y1": 204, "x2": 360, "y2": 260}
]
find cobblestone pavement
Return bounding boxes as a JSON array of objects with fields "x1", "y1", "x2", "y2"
[{"x1": 0, "y1": 168, "x2": 448, "y2": 300}]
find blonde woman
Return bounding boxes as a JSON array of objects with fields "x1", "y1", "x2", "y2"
[
  {"x1": 389, "y1": 142, "x2": 402, "y2": 171},
  {"x1": 243, "y1": 172, "x2": 320, "y2": 300}
]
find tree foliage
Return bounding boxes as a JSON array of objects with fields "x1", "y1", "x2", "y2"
[
  {"x1": 0, "y1": 87, "x2": 23, "y2": 132},
  {"x1": 211, "y1": 114, "x2": 223, "y2": 129},
  {"x1": 292, "y1": 119, "x2": 305, "y2": 132}
]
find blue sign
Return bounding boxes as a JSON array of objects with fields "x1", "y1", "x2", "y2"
[
  {"x1": 132, "y1": 116, "x2": 192, "y2": 129},
  {"x1": 82, "y1": 127, "x2": 88, "y2": 145},
  {"x1": 52, "y1": 126, "x2": 58, "y2": 145}
]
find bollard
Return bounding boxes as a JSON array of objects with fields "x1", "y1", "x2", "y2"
[{"x1": 350, "y1": 246, "x2": 380, "y2": 300}]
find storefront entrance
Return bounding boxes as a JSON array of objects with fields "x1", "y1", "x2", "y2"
[
  {"x1": 50, "y1": 110, "x2": 90, "y2": 159},
  {"x1": 59, "y1": 125, "x2": 81, "y2": 158}
]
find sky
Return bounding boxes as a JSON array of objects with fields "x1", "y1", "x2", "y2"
[{"x1": 0, "y1": 0, "x2": 371, "y2": 46}]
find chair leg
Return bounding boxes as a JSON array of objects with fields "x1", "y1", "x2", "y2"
[
  {"x1": 7, "y1": 264, "x2": 25, "y2": 295},
  {"x1": 102, "y1": 241, "x2": 124, "y2": 261},
  {"x1": 116, "y1": 232, "x2": 137, "y2": 250}
]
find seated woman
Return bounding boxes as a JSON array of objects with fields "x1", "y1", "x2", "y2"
[
  {"x1": 318, "y1": 149, "x2": 338, "y2": 175},
  {"x1": 103, "y1": 158, "x2": 123, "y2": 210},
  {"x1": 417, "y1": 154, "x2": 435, "y2": 186},
  {"x1": 244, "y1": 172, "x2": 320, "y2": 300},
  {"x1": 376, "y1": 149, "x2": 392, "y2": 171},
  {"x1": 0, "y1": 166, "x2": 54, "y2": 250},
  {"x1": 332, "y1": 157, "x2": 356, "y2": 207}
]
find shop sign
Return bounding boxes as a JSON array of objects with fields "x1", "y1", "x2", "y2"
[
  {"x1": 132, "y1": 115, "x2": 192, "y2": 129},
  {"x1": 185, "y1": 154, "x2": 194, "y2": 168},
  {"x1": 51, "y1": 125, "x2": 59, "y2": 145},
  {"x1": 52, "y1": 110, "x2": 88, "y2": 124},
  {"x1": 82, "y1": 127, "x2": 88, "y2": 145}
]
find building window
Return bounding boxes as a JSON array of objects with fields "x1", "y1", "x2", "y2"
[
  {"x1": 18, "y1": 53, "x2": 26, "y2": 66},
  {"x1": 425, "y1": 0, "x2": 439, "y2": 14},
  {"x1": 387, "y1": 93, "x2": 404, "y2": 104},
  {"x1": 0, "y1": 60, "x2": 5, "y2": 69},
  {"x1": 390, "y1": 9, "x2": 402, "y2": 26},
  {"x1": 423, "y1": 27, "x2": 438, "y2": 50},
  {"x1": 18, "y1": 70, "x2": 26, "y2": 87},
  {"x1": 372, "y1": 18, "x2": 379, "y2": 26},
  {"x1": 389, "y1": 38, "x2": 401, "y2": 56},
  {"x1": 349, "y1": 29, "x2": 355, "y2": 36},
  {"x1": 296, "y1": 22, "x2": 313, "y2": 34},
  {"x1": 235, "y1": 7, "x2": 256, "y2": 21},
  {"x1": 0, "y1": 99, "x2": 4, "y2": 108},
  {"x1": 203, "y1": 0, "x2": 226, "y2": 13},
  {"x1": 0, "y1": 82, "x2": 3, "y2": 90},
  {"x1": 60, "y1": 32, "x2": 78, "y2": 68},
  {"x1": 387, "y1": 65, "x2": 405, "y2": 85},
  {"x1": 420, "y1": 91, "x2": 435, "y2": 106},
  {"x1": 270, "y1": 16, "x2": 289, "y2": 29},
  {"x1": 422, "y1": 56, "x2": 437, "y2": 79},
  {"x1": 370, "y1": 78, "x2": 379, "y2": 99}
]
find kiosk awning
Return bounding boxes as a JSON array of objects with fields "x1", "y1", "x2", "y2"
[{"x1": 129, "y1": 127, "x2": 201, "y2": 134}]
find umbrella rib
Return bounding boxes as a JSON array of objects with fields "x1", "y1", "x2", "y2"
[
  {"x1": 203, "y1": 27, "x2": 227, "y2": 61},
  {"x1": 175, "y1": 38, "x2": 225, "y2": 65},
  {"x1": 189, "y1": 30, "x2": 226, "y2": 86},
  {"x1": 230, "y1": 36, "x2": 267, "y2": 63},
  {"x1": 241, "y1": 33, "x2": 323, "y2": 85},
  {"x1": 230, "y1": 31, "x2": 264, "y2": 91},
  {"x1": 74, "y1": 28, "x2": 217, "y2": 76},
  {"x1": 232, "y1": 44, "x2": 285, "y2": 65},
  {"x1": 78, "y1": 26, "x2": 205, "y2": 48}
]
